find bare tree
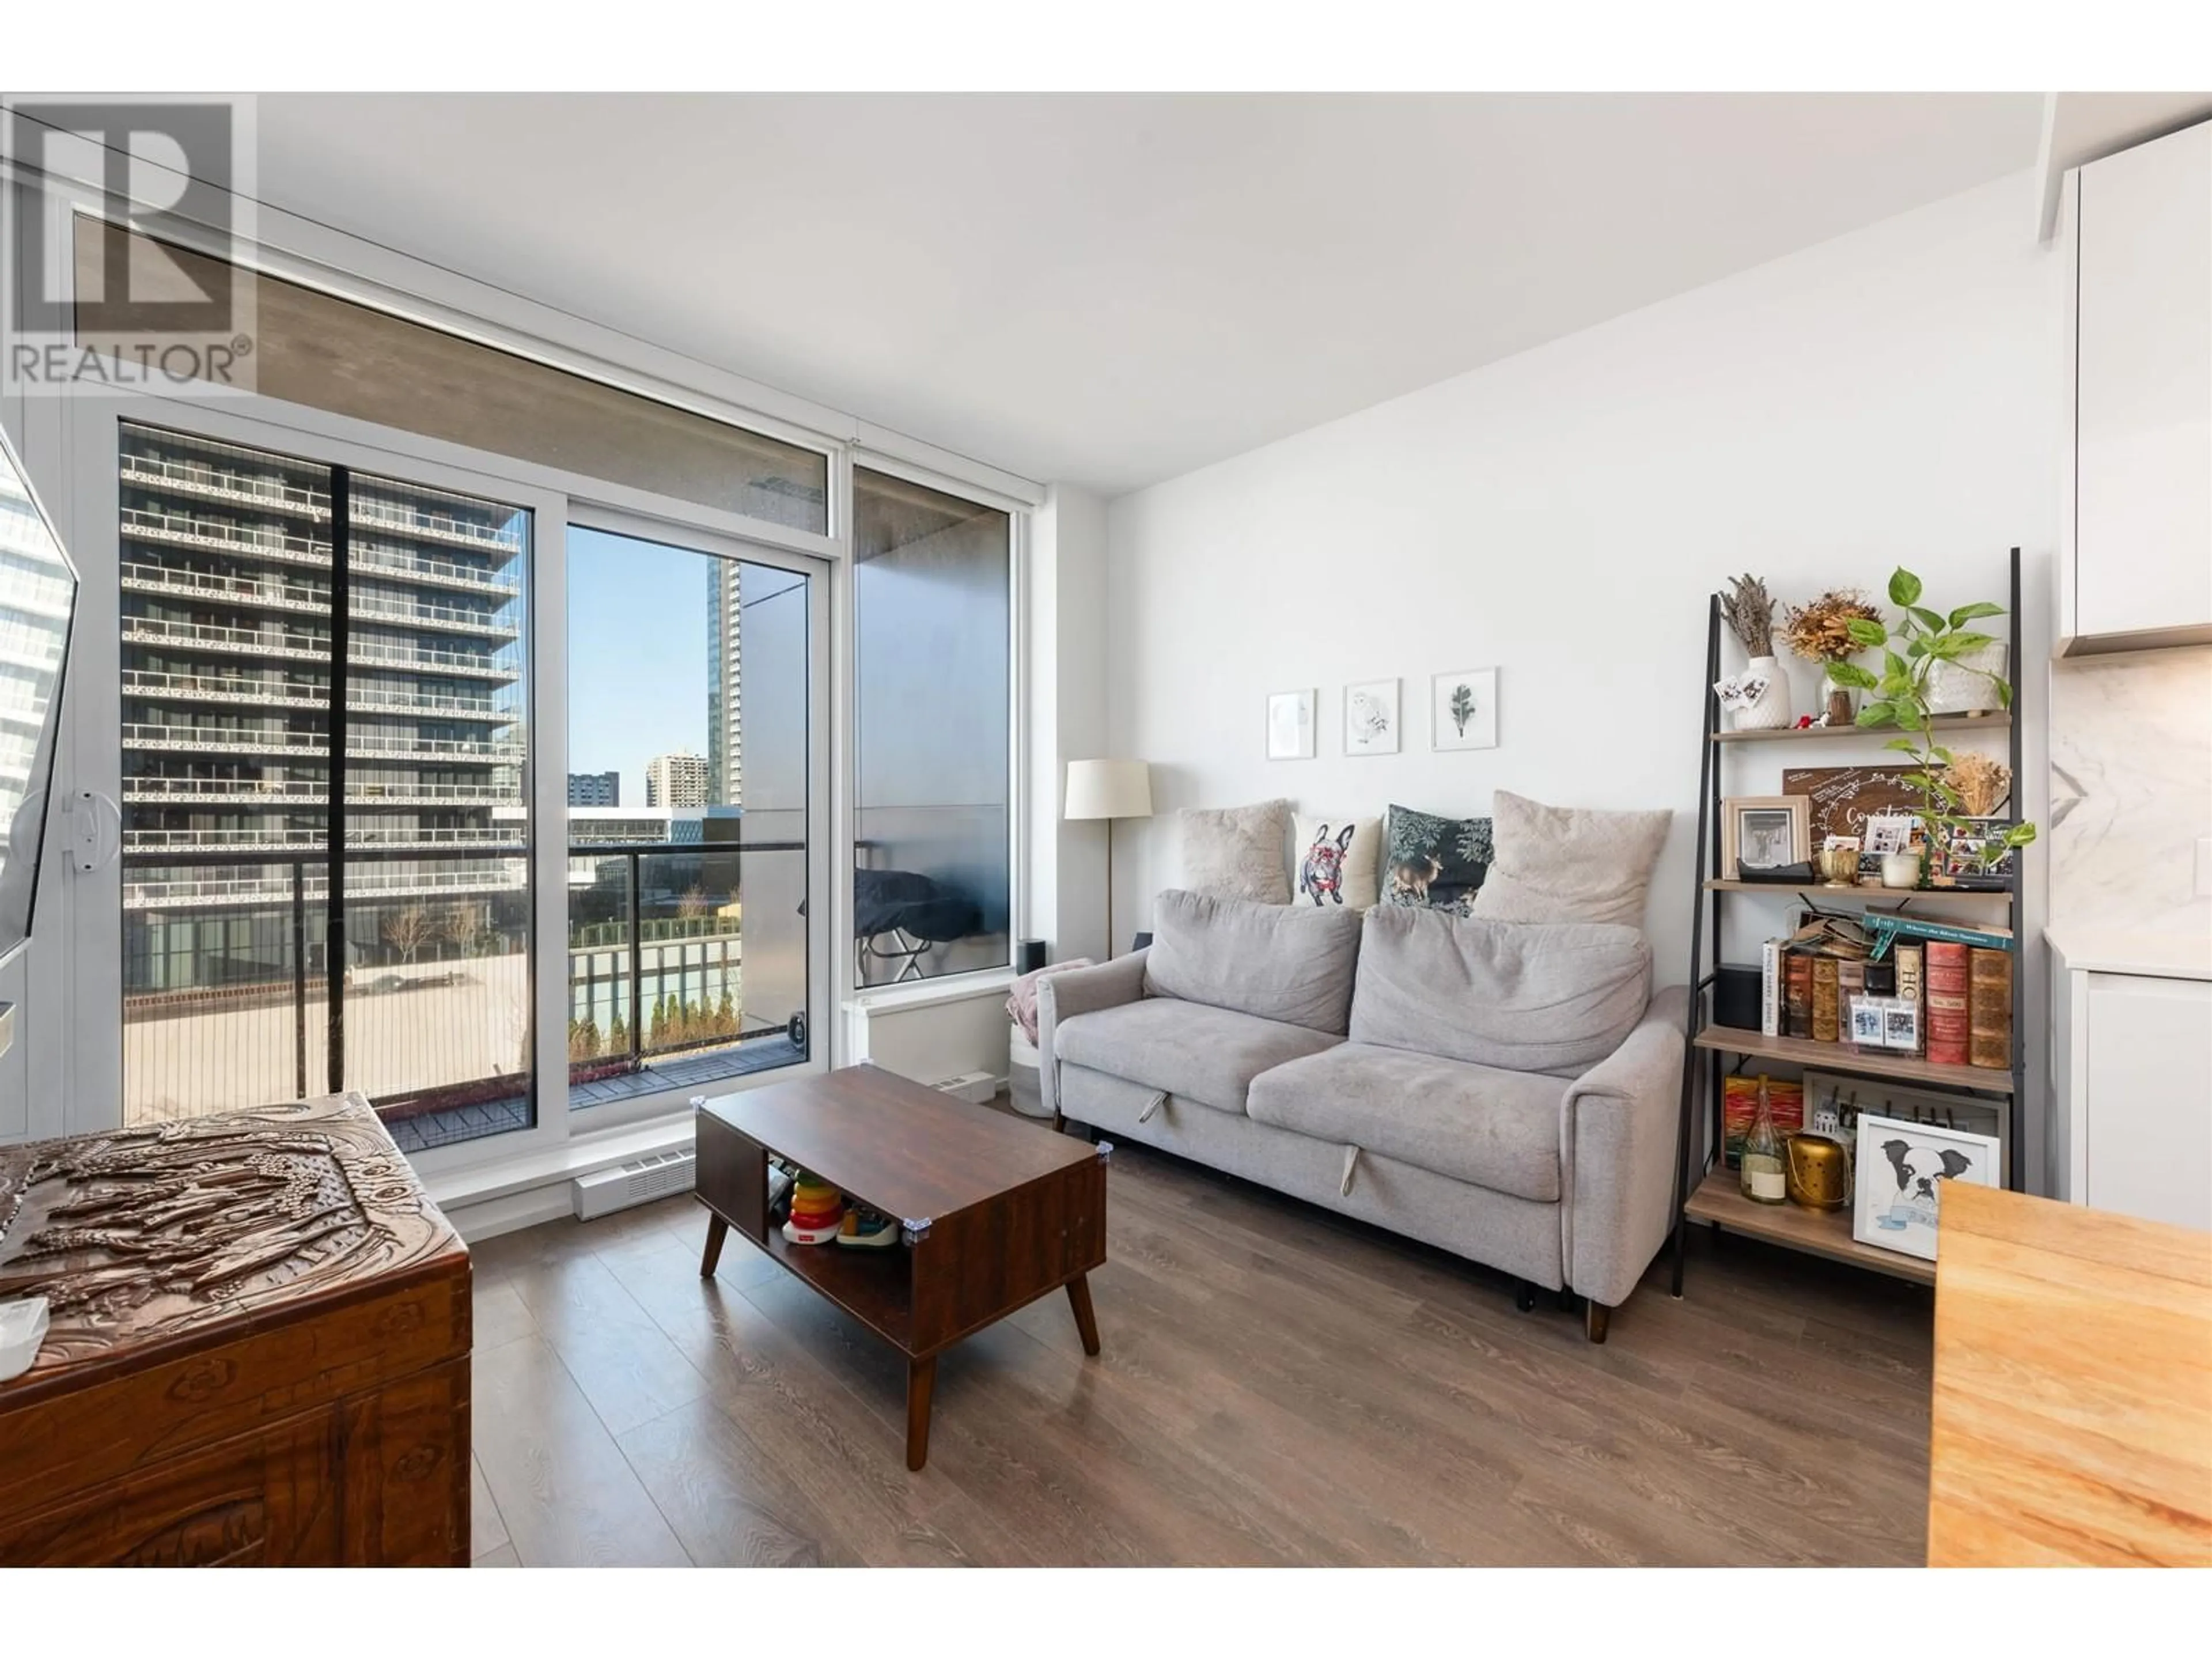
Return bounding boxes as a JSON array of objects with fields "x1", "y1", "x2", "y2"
[
  {"x1": 382, "y1": 904, "x2": 434, "y2": 964},
  {"x1": 677, "y1": 883, "x2": 713, "y2": 920},
  {"x1": 435, "y1": 903, "x2": 479, "y2": 954}
]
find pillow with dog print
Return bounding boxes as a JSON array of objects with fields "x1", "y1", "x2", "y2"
[
  {"x1": 1380, "y1": 804, "x2": 1491, "y2": 915},
  {"x1": 1291, "y1": 814, "x2": 1381, "y2": 911}
]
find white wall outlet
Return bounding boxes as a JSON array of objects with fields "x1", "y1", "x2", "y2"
[{"x1": 2196, "y1": 837, "x2": 2212, "y2": 899}]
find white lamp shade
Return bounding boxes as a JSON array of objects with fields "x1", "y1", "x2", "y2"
[{"x1": 1064, "y1": 758, "x2": 1152, "y2": 821}]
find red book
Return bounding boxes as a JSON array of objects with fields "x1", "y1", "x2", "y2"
[{"x1": 1926, "y1": 941, "x2": 1971, "y2": 1066}]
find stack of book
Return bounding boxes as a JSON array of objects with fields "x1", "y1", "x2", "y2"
[{"x1": 1758, "y1": 912, "x2": 2013, "y2": 1070}]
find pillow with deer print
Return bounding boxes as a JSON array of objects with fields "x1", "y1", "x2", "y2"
[
  {"x1": 1291, "y1": 814, "x2": 1381, "y2": 911},
  {"x1": 1380, "y1": 803, "x2": 1492, "y2": 915}
]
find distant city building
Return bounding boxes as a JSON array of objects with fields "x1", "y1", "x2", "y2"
[
  {"x1": 645, "y1": 751, "x2": 709, "y2": 809},
  {"x1": 705, "y1": 559, "x2": 741, "y2": 805},
  {"x1": 567, "y1": 770, "x2": 619, "y2": 808}
]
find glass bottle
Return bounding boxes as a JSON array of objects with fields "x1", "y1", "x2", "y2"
[{"x1": 1740, "y1": 1074, "x2": 1788, "y2": 1205}]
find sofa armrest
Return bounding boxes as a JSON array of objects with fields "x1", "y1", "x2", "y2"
[
  {"x1": 1037, "y1": 950, "x2": 1150, "y2": 1120},
  {"x1": 1561, "y1": 985, "x2": 1690, "y2": 1309}
]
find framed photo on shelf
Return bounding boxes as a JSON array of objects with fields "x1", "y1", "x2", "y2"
[
  {"x1": 1430, "y1": 668, "x2": 1498, "y2": 751},
  {"x1": 1344, "y1": 679, "x2": 1400, "y2": 756},
  {"x1": 1851, "y1": 1112, "x2": 2001, "y2": 1262},
  {"x1": 1721, "y1": 794, "x2": 1812, "y2": 879}
]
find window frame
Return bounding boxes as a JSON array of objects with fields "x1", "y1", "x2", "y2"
[{"x1": 7, "y1": 175, "x2": 1033, "y2": 1188}]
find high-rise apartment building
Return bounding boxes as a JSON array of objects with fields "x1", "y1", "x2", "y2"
[
  {"x1": 118, "y1": 423, "x2": 528, "y2": 1000},
  {"x1": 567, "y1": 770, "x2": 619, "y2": 807},
  {"x1": 705, "y1": 558, "x2": 741, "y2": 805},
  {"x1": 645, "y1": 750, "x2": 709, "y2": 808}
]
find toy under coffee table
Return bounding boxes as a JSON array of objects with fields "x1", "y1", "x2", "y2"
[{"x1": 693, "y1": 1063, "x2": 1109, "y2": 1470}]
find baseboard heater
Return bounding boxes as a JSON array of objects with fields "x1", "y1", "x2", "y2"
[{"x1": 571, "y1": 1145, "x2": 696, "y2": 1220}]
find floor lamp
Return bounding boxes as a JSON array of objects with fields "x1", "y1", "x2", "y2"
[{"x1": 1063, "y1": 759, "x2": 1152, "y2": 958}]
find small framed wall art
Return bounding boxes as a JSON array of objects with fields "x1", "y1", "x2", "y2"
[
  {"x1": 1430, "y1": 668, "x2": 1499, "y2": 751},
  {"x1": 1266, "y1": 688, "x2": 1316, "y2": 760},
  {"x1": 1344, "y1": 679, "x2": 1400, "y2": 756},
  {"x1": 1721, "y1": 794, "x2": 1812, "y2": 878}
]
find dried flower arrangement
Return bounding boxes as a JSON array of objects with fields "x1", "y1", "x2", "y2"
[
  {"x1": 1719, "y1": 574, "x2": 1776, "y2": 658},
  {"x1": 1781, "y1": 589, "x2": 1884, "y2": 664},
  {"x1": 1943, "y1": 753, "x2": 2012, "y2": 820}
]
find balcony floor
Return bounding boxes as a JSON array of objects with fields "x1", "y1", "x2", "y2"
[{"x1": 569, "y1": 1032, "x2": 807, "y2": 1109}]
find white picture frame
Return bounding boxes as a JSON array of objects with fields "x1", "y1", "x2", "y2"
[
  {"x1": 1430, "y1": 668, "x2": 1499, "y2": 751},
  {"x1": 1851, "y1": 1112, "x2": 2001, "y2": 1262},
  {"x1": 1343, "y1": 679, "x2": 1400, "y2": 756},
  {"x1": 1266, "y1": 688, "x2": 1316, "y2": 760}
]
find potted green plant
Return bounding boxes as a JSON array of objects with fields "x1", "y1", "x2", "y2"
[{"x1": 1830, "y1": 567, "x2": 2037, "y2": 881}]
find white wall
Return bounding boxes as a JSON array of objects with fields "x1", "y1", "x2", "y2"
[
  {"x1": 1107, "y1": 171, "x2": 2061, "y2": 984},
  {"x1": 1024, "y1": 484, "x2": 1111, "y2": 963}
]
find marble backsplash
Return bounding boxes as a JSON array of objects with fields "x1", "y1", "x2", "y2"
[{"x1": 2048, "y1": 646, "x2": 2212, "y2": 937}]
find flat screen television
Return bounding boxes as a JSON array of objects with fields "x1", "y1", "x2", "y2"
[{"x1": 0, "y1": 426, "x2": 78, "y2": 972}]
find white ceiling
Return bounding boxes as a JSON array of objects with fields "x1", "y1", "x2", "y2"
[{"x1": 256, "y1": 93, "x2": 2047, "y2": 496}]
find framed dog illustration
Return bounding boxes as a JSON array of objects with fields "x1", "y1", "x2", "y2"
[{"x1": 1851, "y1": 1112, "x2": 1999, "y2": 1262}]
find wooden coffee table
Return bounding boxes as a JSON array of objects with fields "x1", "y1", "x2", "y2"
[{"x1": 693, "y1": 1064, "x2": 1109, "y2": 1469}]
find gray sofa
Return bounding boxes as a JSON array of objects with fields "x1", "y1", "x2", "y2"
[{"x1": 1039, "y1": 889, "x2": 1687, "y2": 1341}]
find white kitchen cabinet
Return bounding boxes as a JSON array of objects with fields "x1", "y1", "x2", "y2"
[
  {"x1": 2059, "y1": 120, "x2": 2212, "y2": 656},
  {"x1": 2051, "y1": 933, "x2": 2212, "y2": 1231}
]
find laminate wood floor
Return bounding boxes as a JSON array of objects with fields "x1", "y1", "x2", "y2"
[{"x1": 465, "y1": 1140, "x2": 1934, "y2": 1566}]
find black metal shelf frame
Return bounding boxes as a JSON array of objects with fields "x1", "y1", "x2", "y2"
[{"x1": 1666, "y1": 547, "x2": 2029, "y2": 1297}]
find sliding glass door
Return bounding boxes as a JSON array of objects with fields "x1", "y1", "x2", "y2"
[
  {"x1": 564, "y1": 522, "x2": 813, "y2": 1110},
  {"x1": 105, "y1": 415, "x2": 538, "y2": 1152}
]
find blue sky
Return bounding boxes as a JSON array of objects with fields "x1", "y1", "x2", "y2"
[{"x1": 566, "y1": 527, "x2": 709, "y2": 808}]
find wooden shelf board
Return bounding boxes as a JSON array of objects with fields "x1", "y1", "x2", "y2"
[
  {"x1": 1705, "y1": 879, "x2": 2014, "y2": 904},
  {"x1": 1695, "y1": 1023, "x2": 2016, "y2": 1094},
  {"x1": 1683, "y1": 1170, "x2": 1936, "y2": 1286},
  {"x1": 1711, "y1": 713, "x2": 2010, "y2": 744}
]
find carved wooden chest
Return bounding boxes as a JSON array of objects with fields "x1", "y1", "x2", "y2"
[{"x1": 0, "y1": 1093, "x2": 471, "y2": 1566}]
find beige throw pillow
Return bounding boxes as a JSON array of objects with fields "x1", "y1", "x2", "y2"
[
  {"x1": 1291, "y1": 813, "x2": 1382, "y2": 911},
  {"x1": 1179, "y1": 800, "x2": 1293, "y2": 904},
  {"x1": 1471, "y1": 789, "x2": 1671, "y2": 929}
]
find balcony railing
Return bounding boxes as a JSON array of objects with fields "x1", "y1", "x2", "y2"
[
  {"x1": 123, "y1": 722, "x2": 328, "y2": 757},
  {"x1": 124, "y1": 669, "x2": 328, "y2": 710},
  {"x1": 126, "y1": 861, "x2": 527, "y2": 910},
  {"x1": 124, "y1": 616, "x2": 327, "y2": 662},
  {"x1": 127, "y1": 825, "x2": 524, "y2": 855},
  {"x1": 347, "y1": 685, "x2": 502, "y2": 721},
  {"x1": 121, "y1": 506, "x2": 331, "y2": 566},
  {"x1": 350, "y1": 501, "x2": 524, "y2": 556},
  {"x1": 122, "y1": 451, "x2": 332, "y2": 520},
  {"x1": 350, "y1": 594, "x2": 520, "y2": 640},
  {"x1": 121, "y1": 561, "x2": 331, "y2": 615},
  {"x1": 347, "y1": 638, "x2": 517, "y2": 680},
  {"x1": 351, "y1": 541, "x2": 521, "y2": 599},
  {"x1": 123, "y1": 775, "x2": 325, "y2": 804},
  {"x1": 347, "y1": 733, "x2": 525, "y2": 762}
]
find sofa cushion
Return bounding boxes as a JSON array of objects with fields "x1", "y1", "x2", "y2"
[
  {"x1": 1178, "y1": 800, "x2": 1293, "y2": 904},
  {"x1": 1052, "y1": 998, "x2": 1340, "y2": 1115},
  {"x1": 1144, "y1": 888, "x2": 1364, "y2": 1034},
  {"x1": 1350, "y1": 906, "x2": 1652, "y2": 1074},
  {"x1": 1246, "y1": 1043, "x2": 1564, "y2": 1202},
  {"x1": 1292, "y1": 813, "x2": 1382, "y2": 911},
  {"x1": 1471, "y1": 789, "x2": 1671, "y2": 928}
]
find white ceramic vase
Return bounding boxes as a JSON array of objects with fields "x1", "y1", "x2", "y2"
[{"x1": 1730, "y1": 655, "x2": 1795, "y2": 730}]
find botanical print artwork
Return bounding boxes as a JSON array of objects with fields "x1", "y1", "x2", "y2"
[
  {"x1": 1267, "y1": 688, "x2": 1316, "y2": 760},
  {"x1": 1345, "y1": 679, "x2": 1400, "y2": 756},
  {"x1": 1431, "y1": 668, "x2": 1499, "y2": 751}
]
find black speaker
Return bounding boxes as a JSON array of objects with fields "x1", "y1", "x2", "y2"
[
  {"x1": 1016, "y1": 938, "x2": 1047, "y2": 974},
  {"x1": 1715, "y1": 964, "x2": 1762, "y2": 1031}
]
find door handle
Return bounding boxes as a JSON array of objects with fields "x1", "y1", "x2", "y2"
[{"x1": 66, "y1": 790, "x2": 122, "y2": 874}]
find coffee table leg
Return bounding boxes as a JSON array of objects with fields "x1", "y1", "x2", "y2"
[
  {"x1": 905, "y1": 1355, "x2": 937, "y2": 1471},
  {"x1": 700, "y1": 1214, "x2": 728, "y2": 1278},
  {"x1": 1066, "y1": 1272, "x2": 1101, "y2": 1357}
]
